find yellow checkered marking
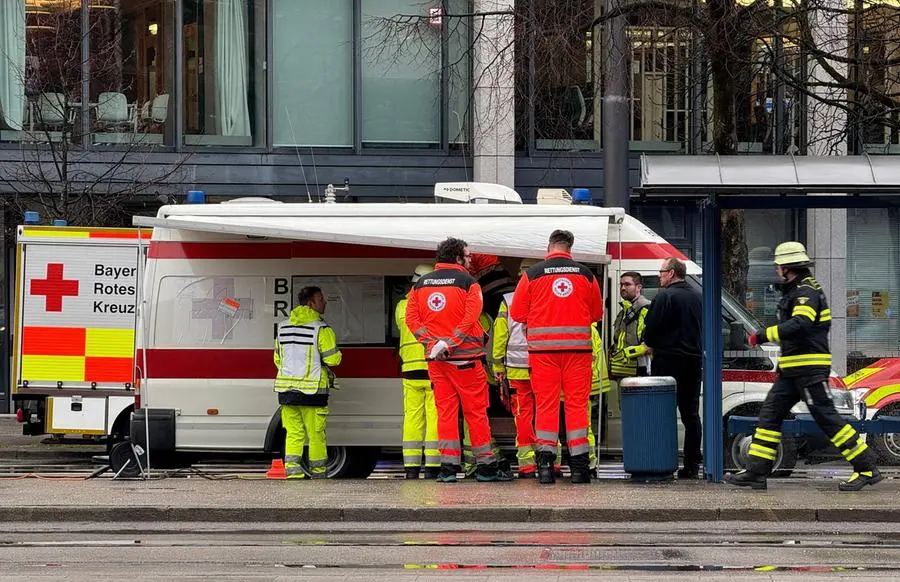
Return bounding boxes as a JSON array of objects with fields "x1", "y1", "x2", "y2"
[
  {"x1": 22, "y1": 355, "x2": 85, "y2": 382},
  {"x1": 85, "y1": 328, "x2": 135, "y2": 358}
]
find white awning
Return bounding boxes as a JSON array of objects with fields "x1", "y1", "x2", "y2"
[
  {"x1": 640, "y1": 154, "x2": 900, "y2": 193},
  {"x1": 134, "y1": 204, "x2": 615, "y2": 263}
]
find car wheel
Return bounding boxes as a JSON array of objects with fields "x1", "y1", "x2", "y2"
[{"x1": 868, "y1": 404, "x2": 900, "y2": 466}]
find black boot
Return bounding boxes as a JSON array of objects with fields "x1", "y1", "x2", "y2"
[
  {"x1": 422, "y1": 467, "x2": 440, "y2": 480},
  {"x1": 436, "y1": 464, "x2": 459, "y2": 483},
  {"x1": 475, "y1": 462, "x2": 514, "y2": 482},
  {"x1": 677, "y1": 465, "x2": 699, "y2": 480},
  {"x1": 570, "y1": 453, "x2": 592, "y2": 484},
  {"x1": 404, "y1": 467, "x2": 421, "y2": 480},
  {"x1": 839, "y1": 468, "x2": 883, "y2": 492},
  {"x1": 724, "y1": 470, "x2": 767, "y2": 490},
  {"x1": 498, "y1": 457, "x2": 512, "y2": 474},
  {"x1": 538, "y1": 452, "x2": 556, "y2": 485}
]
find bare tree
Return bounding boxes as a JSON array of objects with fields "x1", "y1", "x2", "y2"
[
  {"x1": 369, "y1": 0, "x2": 900, "y2": 300},
  {"x1": 0, "y1": 2, "x2": 187, "y2": 229}
]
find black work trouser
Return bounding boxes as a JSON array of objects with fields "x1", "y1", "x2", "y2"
[
  {"x1": 747, "y1": 374, "x2": 876, "y2": 476},
  {"x1": 652, "y1": 355, "x2": 703, "y2": 469}
]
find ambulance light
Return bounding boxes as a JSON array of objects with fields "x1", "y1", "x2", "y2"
[
  {"x1": 207, "y1": 408, "x2": 219, "y2": 415},
  {"x1": 186, "y1": 190, "x2": 206, "y2": 204},
  {"x1": 52, "y1": 219, "x2": 67, "y2": 226},
  {"x1": 572, "y1": 188, "x2": 592, "y2": 205},
  {"x1": 23, "y1": 211, "x2": 39, "y2": 225}
]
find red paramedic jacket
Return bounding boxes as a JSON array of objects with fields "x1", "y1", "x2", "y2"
[
  {"x1": 509, "y1": 251, "x2": 603, "y2": 352},
  {"x1": 405, "y1": 262, "x2": 485, "y2": 361}
]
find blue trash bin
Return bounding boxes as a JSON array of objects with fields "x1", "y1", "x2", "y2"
[{"x1": 620, "y1": 376, "x2": 678, "y2": 482}]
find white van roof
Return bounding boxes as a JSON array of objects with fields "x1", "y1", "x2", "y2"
[{"x1": 134, "y1": 202, "x2": 625, "y2": 263}]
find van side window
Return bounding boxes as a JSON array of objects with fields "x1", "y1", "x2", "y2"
[
  {"x1": 153, "y1": 276, "x2": 270, "y2": 347},
  {"x1": 291, "y1": 275, "x2": 386, "y2": 345}
]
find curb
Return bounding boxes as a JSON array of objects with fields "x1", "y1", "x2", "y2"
[{"x1": 2, "y1": 506, "x2": 899, "y2": 523}]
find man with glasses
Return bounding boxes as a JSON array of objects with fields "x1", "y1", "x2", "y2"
[
  {"x1": 405, "y1": 237, "x2": 513, "y2": 483},
  {"x1": 643, "y1": 257, "x2": 703, "y2": 479}
]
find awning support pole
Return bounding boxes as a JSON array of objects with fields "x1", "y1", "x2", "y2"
[{"x1": 701, "y1": 194, "x2": 724, "y2": 483}]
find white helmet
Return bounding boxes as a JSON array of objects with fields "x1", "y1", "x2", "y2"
[{"x1": 411, "y1": 264, "x2": 433, "y2": 283}]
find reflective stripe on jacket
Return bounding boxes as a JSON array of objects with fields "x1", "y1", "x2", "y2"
[
  {"x1": 508, "y1": 252, "x2": 603, "y2": 352},
  {"x1": 490, "y1": 292, "x2": 531, "y2": 381},
  {"x1": 609, "y1": 296, "x2": 650, "y2": 377},
  {"x1": 395, "y1": 297, "x2": 429, "y2": 378},
  {"x1": 764, "y1": 274, "x2": 831, "y2": 378},
  {"x1": 274, "y1": 306, "x2": 342, "y2": 394},
  {"x1": 405, "y1": 263, "x2": 485, "y2": 361}
]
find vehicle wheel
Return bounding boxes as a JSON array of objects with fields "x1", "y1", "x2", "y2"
[
  {"x1": 298, "y1": 446, "x2": 380, "y2": 479},
  {"x1": 726, "y1": 431, "x2": 798, "y2": 477},
  {"x1": 105, "y1": 409, "x2": 133, "y2": 454},
  {"x1": 344, "y1": 447, "x2": 380, "y2": 479},
  {"x1": 109, "y1": 441, "x2": 144, "y2": 478},
  {"x1": 868, "y1": 404, "x2": 900, "y2": 466}
]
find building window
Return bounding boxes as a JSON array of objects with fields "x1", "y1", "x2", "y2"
[
  {"x1": 848, "y1": 208, "x2": 900, "y2": 357},
  {"x1": 182, "y1": 0, "x2": 262, "y2": 147},
  {"x1": 272, "y1": 0, "x2": 353, "y2": 148},
  {"x1": 361, "y1": 0, "x2": 442, "y2": 147},
  {"x1": 0, "y1": 0, "x2": 177, "y2": 145}
]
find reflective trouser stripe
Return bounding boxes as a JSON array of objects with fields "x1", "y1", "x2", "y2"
[
  {"x1": 517, "y1": 446, "x2": 535, "y2": 471},
  {"x1": 842, "y1": 437, "x2": 869, "y2": 461},
  {"x1": 831, "y1": 424, "x2": 856, "y2": 448},
  {"x1": 402, "y1": 379, "x2": 439, "y2": 468},
  {"x1": 282, "y1": 404, "x2": 328, "y2": 477},
  {"x1": 510, "y1": 379, "x2": 536, "y2": 471},
  {"x1": 749, "y1": 443, "x2": 778, "y2": 461},
  {"x1": 754, "y1": 427, "x2": 781, "y2": 444}
]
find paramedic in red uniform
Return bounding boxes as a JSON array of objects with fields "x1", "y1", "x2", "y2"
[
  {"x1": 406, "y1": 237, "x2": 513, "y2": 483},
  {"x1": 509, "y1": 229, "x2": 603, "y2": 484}
]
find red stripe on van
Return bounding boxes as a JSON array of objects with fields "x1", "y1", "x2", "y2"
[
  {"x1": 142, "y1": 347, "x2": 401, "y2": 379},
  {"x1": 721, "y1": 370, "x2": 776, "y2": 384},
  {"x1": 608, "y1": 242, "x2": 687, "y2": 261},
  {"x1": 147, "y1": 241, "x2": 433, "y2": 260}
]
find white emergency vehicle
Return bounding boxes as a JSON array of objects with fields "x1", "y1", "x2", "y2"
[
  {"x1": 12, "y1": 226, "x2": 144, "y2": 446},
  {"x1": 119, "y1": 185, "x2": 853, "y2": 478}
]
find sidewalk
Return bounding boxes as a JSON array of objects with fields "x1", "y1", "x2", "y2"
[{"x1": 1, "y1": 473, "x2": 898, "y2": 523}]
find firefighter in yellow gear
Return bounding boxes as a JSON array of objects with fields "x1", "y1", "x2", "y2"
[
  {"x1": 726, "y1": 242, "x2": 882, "y2": 492},
  {"x1": 275, "y1": 286, "x2": 342, "y2": 479},
  {"x1": 609, "y1": 271, "x2": 651, "y2": 379},
  {"x1": 395, "y1": 265, "x2": 441, "y2": 480}
]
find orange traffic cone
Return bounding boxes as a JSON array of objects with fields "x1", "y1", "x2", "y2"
[{"x1": 266, "y1": 458, "x2": 287, "y2": 480}]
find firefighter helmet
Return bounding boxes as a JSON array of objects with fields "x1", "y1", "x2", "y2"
[
  {"x1": 412, "y1": 264, "x2": 433, "y2": 283},
  {"x1": 519, "y1": 258, "x2": 540, "y2": 275},
  {"x1": 773, "y1": 241, "x2": 813, "y2": 267}
]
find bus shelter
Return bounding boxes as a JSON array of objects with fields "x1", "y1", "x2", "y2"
[{"x1": 637, "y1": 154, "x2": 900, "y2": 483}]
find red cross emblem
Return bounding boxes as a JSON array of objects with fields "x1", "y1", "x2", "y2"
[
  {"x1": 552, "y1": 277, "x2": 573, "y2": 298},
  {"x1": 427, "y1": 292, "x2": 447, "y2": 312},
  {"x1": 31, "y1": 263, "x2": 79, "y2": 312}
]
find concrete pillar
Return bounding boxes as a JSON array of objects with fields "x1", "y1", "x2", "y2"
[
  {"x1": 472, "y1": 0, "x2": 515, "y2": 189},
  {"x1": 805, "y1": 0, "x2": 848, "y2": 374}
]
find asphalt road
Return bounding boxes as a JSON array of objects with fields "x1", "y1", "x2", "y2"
[{"x1": 4, "y1": 521, "x2": 900, "y2": 580}]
